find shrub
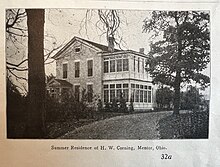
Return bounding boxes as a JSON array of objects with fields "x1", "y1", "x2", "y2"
[{"x1": 158, "y1": 110, "x2": 209, "y2": 139}]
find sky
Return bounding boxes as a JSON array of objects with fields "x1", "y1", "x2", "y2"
[{"x1": 44, "y1": 9, "x2": 152, "y2": 75}]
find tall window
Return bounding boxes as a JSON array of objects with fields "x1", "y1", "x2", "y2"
[
  {"x1": 63, "y1": 63, "x2": 67, "y2": 79},
  {"x1": 123, "y1": 59, "x2": 129, "y2": 71},
  {"x1": 110, "y1": 60, "x2": 115, "y2": 72},
  {"x1": 87, "y1": 84, "x2": 93, "y2": 102},
  {"x1": 104, "y1": 61, "x2": 109, "y2": 73},
  {"x1": 138, "y1": 57, "x2": 140, "y2": 73},
  {"x1": 75, "y1": 85, "x2": 80, "y2": 102},
  {"x1": 116, "y1": 84, "x2": 122, "y2": 99},
  {"x1": 87, "y1": 60, "x2": 93, "y2": 77},
  {"x1": 123, "y1": 84, "x2": 129, "y2": 102},
  {"x1": 148, "y1": 86, "x2": 152, "y2": 103},
  {"x1": 133, "y1": 56, "x2": 136, "y2": 72},
  {"x1": 75, "y1": 62, "x2": 80, "y2": 78},
  {"x1": 116, "y1": 59, "x2": 122, "y2": 72},
  {"x1": 110, "y1": 84, "x2": 115, "y2": 102},
  {"x1": 132, "y1": 84, "x2": 152, "y2": 103}
]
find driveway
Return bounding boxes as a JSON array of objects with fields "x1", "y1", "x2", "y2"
[{"x1": 60, "y1": 111, "x2": 172, "y2": 139}]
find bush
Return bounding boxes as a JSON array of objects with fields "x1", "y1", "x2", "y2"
[
  {"x1": 103, "y1": 95, "x2": 129, "y2": 113},
  {"x1": 45, "y1": 89, "x2": 97, "y2": 123},
  {"x1": 7, "y1": 78, "x2": 27, "y2": 138}
]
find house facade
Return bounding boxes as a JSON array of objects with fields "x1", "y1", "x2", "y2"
[{"x1": 47, "y1": 36, "x2": 156, "y2": 111}]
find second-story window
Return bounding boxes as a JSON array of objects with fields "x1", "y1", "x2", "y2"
[
  {"x1": 75, "y1": 61, "x2": 80, "y2": 78},
  {"x1": 116, "y1": 59, "x2": 122, "y2": 72},
  {"x1": 104, "y1": 56, "x2": 128, "y2": 73},
  {"x1": 87, "y1": 60, "x2": 93, "y2": 77},
  {"x1": 110, "y1": 60, "x2": 116, "y2": 72},
  {"x1": 123, "y1": 59, "x2": 129, "y2": 71},
  {"x1": 104, "y1": 61, "x2": 109, "y2": 73},
  {"x1": 63, "y1": 63, "x2": 67, "y2": 79}
]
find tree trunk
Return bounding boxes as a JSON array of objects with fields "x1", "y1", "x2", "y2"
[
  {"x1": 173, "y1": 70, "x2": 181, "y2": 114},
  {"x1": 24, "y1": 9, "x2": 46, "y2": 138}
]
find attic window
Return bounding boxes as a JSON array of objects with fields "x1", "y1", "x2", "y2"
[{"x1": 75, "y1": 47, "x2": 81, "y2": 53}]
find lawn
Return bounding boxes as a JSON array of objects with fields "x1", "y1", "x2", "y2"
[{"x1": 59, "y1": 111, "x2": 172, "y2": 139}]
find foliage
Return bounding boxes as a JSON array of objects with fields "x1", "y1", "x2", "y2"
[
  {"x1": 156, "y1": 86, "x2": 173, "y2": 109},
  {"x1": 45, "y1": 88, "x2": 98, "y2": 123},
  {"x1": 129, "y1": 95, "x2": 134, "y2": 113},
  {"x1": 143, "y1": 11, "x2": 210, "y2": 114},
  {"x1": 118, "y1": 92, "x2": 128, "y2": 113},
  {"x1": 158, "y1": 110, "x2": 209, "y2": 139},
  {"x1": 104, "y1": 95, "x2": 129, "y2": 113},
  {"x1": 7, "y1": 77, "x2": 27, "y2": 138},
  {"x1": 180, "y1": 85, "x2": 203, "y2": 110},
  {"x1": 97, "y1": 99, "x2": 103, "y2": 112}
]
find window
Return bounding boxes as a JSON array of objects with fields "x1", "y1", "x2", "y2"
[
  {"x1": 63, "y1": 63, "x2": 67, "y2": 79},
  {"x1": 135, "y1": 90, "x2": 139, "y2": 102},
  {"x1": 87, "y1": 84, "x2": 93, "y2": 102},
  {"x1": 140, "y1": 90, "x2": 143, "y2": 102},
  {"x1": 123, "y1": 84, "x2": 129, "y2": 102},
  {"x1": 110, "y1": 89, "x2": 115, "y2": 102},
  {"x1": 138, "y1": 57, "x2": 140, "y2": 73},
  {"x1": 104, "y1": 61, "x2": 109, "y2": 73},
  {"x1": 104, "y1": 83, "x2": 129, "y2": 103},
  {"x1": 75, "y1": 85, "x2": 80, "y2": 102},
  {"x1": 134, "y1": 57, "x2": 136, "y2": 72},
  {"x1": 116, "y1": 59, "x2": 122, "y2": 72},
  {"x1": 144, "y1": 90, "x2": 148, "y2": 102},
  {"x1": 75, "y1": 62, "x2": 80, "y2": 78},
  {"x1": 104, "y1": 57, "x2": 129, "y2": 73},
  {"x1": 123, "y1": 59, "x2": 129, "y2": 71},
  {"x1": 87, "y1": 60, "x2": 93, "y2": 77},
  {"x1": 131, "y1": 84, "x2": 152, "y2": 103},
  {"x1": 110, "y1": 60, "x2": 115, "y2": 72},
  {"x1": 75, "y1": 47, "x2": 80, "y2": 52},
  {"x1": 104, "y1": 90, "x2": 109, "y2": 103},
  {"x1": 148, "y1": 87, "x2": 152, "y2": 103}
]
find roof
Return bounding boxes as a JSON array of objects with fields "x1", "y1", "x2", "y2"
[
  {"x1": 55, "y1": 79, "x2": 73, "y2": 87},
  {"x1": 47, "y1": 78, "x2": 73, "y2": 87},
  {"x1": 77, "y1": 37, "x2": 120, "y2": 52},
  {"x1": 52, "y1": 36, "x2": 121, "y2": 59}
]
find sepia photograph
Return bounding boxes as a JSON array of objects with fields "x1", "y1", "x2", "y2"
[{"x1": 6, "y1": 9, "x2": 210, "y2": 139}]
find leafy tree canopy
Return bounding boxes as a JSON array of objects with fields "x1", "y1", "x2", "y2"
[{"x1": 143, "y1": 11, "x2": 210, "y2": 89}]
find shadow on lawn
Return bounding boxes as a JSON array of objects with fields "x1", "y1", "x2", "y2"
[{"x1": 157, "y1": 110, "x2": 209, "y2": 139}]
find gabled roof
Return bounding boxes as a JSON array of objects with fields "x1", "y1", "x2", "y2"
[
  {"x1": 52, "y1": 36, "x2": 120, "y2": 59},
  {"x1": 47, "y1": 78, "x2": 73, "y2": 87}
]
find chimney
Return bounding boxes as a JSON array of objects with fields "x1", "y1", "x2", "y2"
[
  {"x1": 108, "y1": 36, "x2": 114, "y2": 52},
  {"x1": 139, "y1": 48, "x2": 144, "y2": 53}
]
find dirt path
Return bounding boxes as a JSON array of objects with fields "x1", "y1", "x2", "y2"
[{"x1": 60, "y1": 111, "x2": 172, "y2": 139}]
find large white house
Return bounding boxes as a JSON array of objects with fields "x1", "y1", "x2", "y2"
[{"x1": 47, "y1": 36, "x2": 156, "y2": 111}]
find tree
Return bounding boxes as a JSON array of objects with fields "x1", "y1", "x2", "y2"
[
  {"x1": 180, "y1": 85, "x2": 202, "y2": 110},
  {"x1": 24, "y1": 9, "x2": 46, "y2": 138},
  {"x1": 143, "y1": 11, "x2": 210, "y2": 114},
  {"x1": 5, "y1": 9, "x2": 62, "y2": 93},
  {"x1": 156, "y1": 86, "x2": 173, "y2": 109}
]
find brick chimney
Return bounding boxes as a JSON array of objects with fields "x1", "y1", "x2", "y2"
[
  {"x1": 139, "y1": 48, "x2": 144, "y2": 53},
  {"x1": 108, "y1": 36, "x2": 114, "y2": 52}
]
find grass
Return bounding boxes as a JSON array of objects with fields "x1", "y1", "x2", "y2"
[
  {"x1": 157, "y1": 110, "x2": 209, "y2": 139},
  {"x1": 59, "y1": 111, "x2": 171, "y2": 139}
]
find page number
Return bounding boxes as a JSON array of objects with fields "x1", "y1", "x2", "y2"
[{"x1": 161, "y1": 154, "x2": 172, "y2": 160}]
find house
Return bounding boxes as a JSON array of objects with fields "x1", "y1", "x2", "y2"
[{"x1": 47, "y1": 36, "x2": 156, "y2": 111}]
